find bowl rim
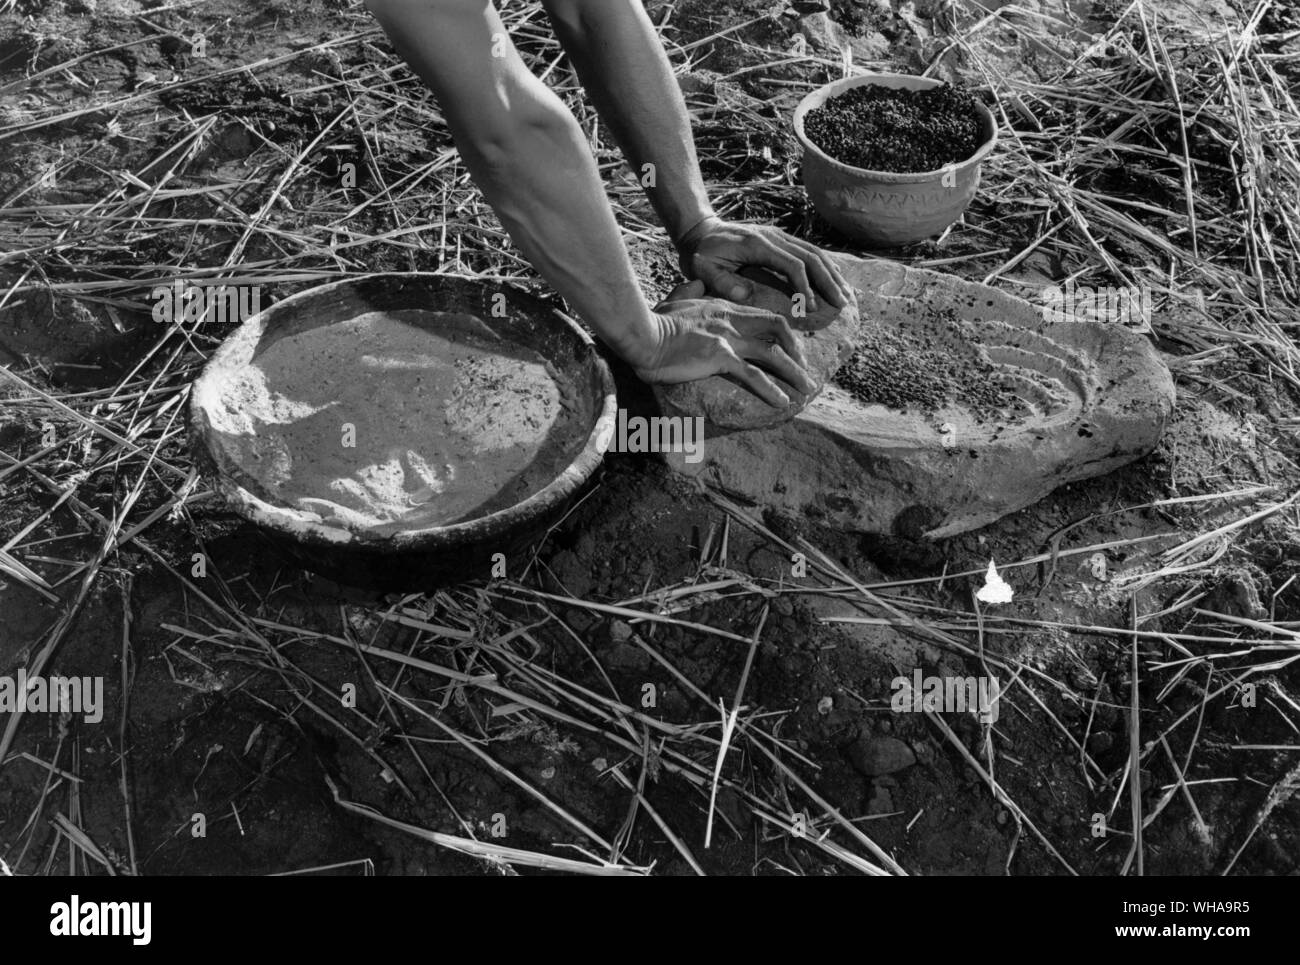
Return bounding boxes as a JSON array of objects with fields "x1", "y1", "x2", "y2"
[
  {"x1": 188, "y1": 272, "x2": 619, "y2": 552},
  {"x1": 793, "y1": 72, "x2": 999, "y2": 182}
]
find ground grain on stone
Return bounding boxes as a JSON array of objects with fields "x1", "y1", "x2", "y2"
[{"x1": 833, "y1": 317, "x2": 1021, "y2": 421}]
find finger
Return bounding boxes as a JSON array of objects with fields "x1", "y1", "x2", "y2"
[
  {"x1": 781, "y1": 236, "x2": 853, "y2": 308},
  {"x1": 740, "y1": 338, "x2": 816, "y2": 396},
  {"x1": 712, "y1": 302, "x2": 793, "y2": 322},
  {"x1": 720, "y1": 345, "x2": 791, "y2": 408},
  {"x1": 696, "y1": 264, "x2": 755, "y2": 304},
  {"x1": 728, "y1": 307, "x2": 807, "y2": 369},
  {"x1": 660, "y1": 278, "x2": 707, "y2": 304},
  {"x1": 768, "y1": 236, "x2": 847, "y2": 311},
  {"x1": 749, "y1": 239, "x2": 817, "y2": 311},
  {"x1": 826, "y1": 251, "x2": 855, "y2": 307}
]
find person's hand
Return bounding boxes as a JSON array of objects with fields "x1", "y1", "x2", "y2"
[
  {"x1": 675, "y1": 216, "x2": 852, "y2": 311},
  {"x1": 627, "y1": 279, "x2": 816, "y2": 408}
]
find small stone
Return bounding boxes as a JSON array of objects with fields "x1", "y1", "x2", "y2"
[
  {"x1": 797, "y1": 12, "x2": 847, "y2": 53},
  {"x1": 716, "y1": 786, "x2": 747, "y2": 829},
  {"x1": 1204, "y1": 569, "x2": 1267, "y2": 620},
  {"x1": 848, "y1": 735, "x2": 916, "y2": 777},
  {"x1": 675, "y1": 70, "x2": 719, "y2": 95},
  {"x1": 605, "y1": 642, "x2": 649, "y2": 672},
  {"x1": 1093, "y1": 692, "x2": 1121, "y2": 730},
  {"x1": 867, "y1": 785, "x2": 894, "y2": 815},
  {"x1": 848, "y1": 31, "x2": 889, "y2": 60},
  {"x1": 609, "y1": 619, "x2": 634, "y2": 644},
  {"x1": 1087, "y1": 731, "x2": 1114, "y2": 754},
  {"x1": 1070, "y1": 665, "x2": 1099, "y2": 691}
]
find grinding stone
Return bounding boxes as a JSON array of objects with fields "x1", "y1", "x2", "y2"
[
  {"x1": 651, "y1": 265, "x2": 861, "y2": 430},
  {"x1": 664, "y1": 254, "x2": 1176, "y2": 539}
]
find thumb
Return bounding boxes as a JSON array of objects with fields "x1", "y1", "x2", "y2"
[
  {"x1": 697, "y1": 265, "x2": 753, "y2": 304},
  {"x1": 661, "y1": 278, "x2": 707, "y2": 303}
]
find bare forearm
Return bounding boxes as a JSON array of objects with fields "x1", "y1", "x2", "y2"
[
  {"x1": 364, "y1": 0, "x2": 819, "y2": 403},
  {"x1": 458, "y1": 104, "x2": 657, "y2": 361},
  {"x1": 365, "y1": 0, "x2": 655, "y2": 362},
  {"x1": 542, "y1": 0, "x2": 714, "y2": 243}
]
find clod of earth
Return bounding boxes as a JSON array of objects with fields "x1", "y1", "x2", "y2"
[
  {"x1": 849, "y1": 735, "x2": 917, "y2": 777},
  {"x1": 665, "y1": 254, "x2": 1176, "y2": 539},
  {"x1": 803, "y1": 82, "x2": 983, "y2": 172}
]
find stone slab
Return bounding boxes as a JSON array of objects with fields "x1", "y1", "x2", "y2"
[{"x1": 665, "y1": 254, "x2": 1176, "y2": 539}]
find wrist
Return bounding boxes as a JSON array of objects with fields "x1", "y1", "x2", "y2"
[
  {"x1": 671, "y1": 210, "x2": 720, "y2": 250},
  {"x1": 598, "y1": 300, "x2": 662, "y2": 371}
]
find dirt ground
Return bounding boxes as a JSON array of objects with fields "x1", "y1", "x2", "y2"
[{"x1": 2, "y1": 0, "x2": 1298, "y2": 876}]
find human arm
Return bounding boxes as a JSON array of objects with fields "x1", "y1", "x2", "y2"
[
  {"x1": 539, "y1": 0, "x2": 852, "y2": 310},
  {"x1": 364, "y1": 0, "x2": 812, "y2": 403}
]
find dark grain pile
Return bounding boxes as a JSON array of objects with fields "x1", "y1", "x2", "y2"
[
  {"x1": 833, "y1": 322, "x2": 1020, "y2": 422},
  {"x1": 804, "y1": 83, "x2": 982, "y2": 173}
]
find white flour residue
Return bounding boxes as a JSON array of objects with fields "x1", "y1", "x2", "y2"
[{"x1": 203, "y1": 309, "x2": 585, "y2": 531}]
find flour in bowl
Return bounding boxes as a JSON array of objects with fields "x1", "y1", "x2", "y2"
[{"x1": 203, "y1": 309, "x2": 588, "y2": 532}]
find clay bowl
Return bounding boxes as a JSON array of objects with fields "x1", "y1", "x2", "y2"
[
  {"x1": 189, "y1": 274, "x2": 617, "y2": 590},
  {"x1": 793, "y1": 73, "x2": 998, "y2": 247}
]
